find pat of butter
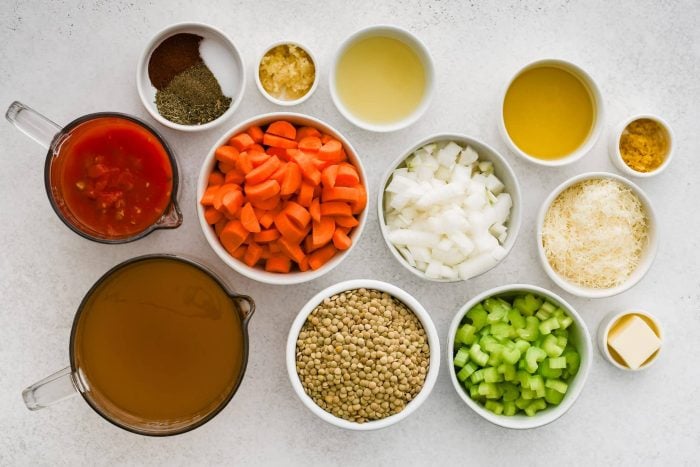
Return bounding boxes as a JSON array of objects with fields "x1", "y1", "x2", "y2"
[{"x1": 607, "y1": 315, "x2": 661, "y2": 370}]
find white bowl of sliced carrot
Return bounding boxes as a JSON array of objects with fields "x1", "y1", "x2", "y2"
[{"x1": 197, "y1": 113, "x2": 368, "y2": 285}]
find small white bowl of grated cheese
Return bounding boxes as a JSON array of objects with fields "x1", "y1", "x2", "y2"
[{"x1": 536, "y1": 172, "x2": 658, "y2": 299}]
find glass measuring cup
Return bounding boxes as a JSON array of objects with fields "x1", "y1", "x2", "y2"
[{"x1": 5, "y1": 101, "x2": 182, "y2": 243}]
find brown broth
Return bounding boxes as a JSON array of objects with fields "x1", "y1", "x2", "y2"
[{"x1": 72, "y1": 257, "x2": 244, "y2": 432}]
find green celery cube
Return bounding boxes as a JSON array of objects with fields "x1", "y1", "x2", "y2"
[{"x1": 453, "y1": 347, "x2": 470, "y2": 367}]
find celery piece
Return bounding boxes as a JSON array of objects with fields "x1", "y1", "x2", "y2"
[
  {"x1": 539, "y1": 317, "x2": 561, "y2": 335},
  {"x1": 485, "y1": 400, "x2": 504, "y2": 415},
  {"x1": 524, "y1": 398, "x2": 547, "y2": 416},
  {"x1": 545, "y1": 388, "x2": 565, "y2": 405},
  {"x1": 485, "y1": 298, "x2": 509, "y2": 323},
  {"x1": 469, "y1": 344, "x2": 490, "y2": 367},
  {"x1": 456, "y1": 324, "x2": 477, "y2": 345},
  {"x1": 525, "y1": 346, "x2": 546, "y2": 373},
  {"x1": 517, "y1": 316, "x2": 541, "y2": 342},
  {"x1": 466, "y1": 304, "x2": 488, "y2": 330},
  {"x1": 479, "y1": 334, "x2": 497, "y2": 349},
  {"x1": 453, "y1": 347, "x2": 470, "y2": 367},
  {"x1": 559, "y1": 316, "x2": 573, "y2": 329},
  {"x1": 483, "y1": 367, "x2": 502, "y2": 383},
  {"x1": 545, "y1": 378, "x2": 569, "y2": 394},
  {"x1": 549, "y1": 356, "x2": 567, "y2": 369},
  {"x1": 457, "y1": 362, "x2": 478, "y2": 382},
  {"x1": 501, "y1": 346, "x2": 521, "y2": 365},
  {"x1": 535, "y1": 308, "x2": 550, "y2": 321},
  {"x1": 514, "y1": 339, "x2": 531, "y2": 354},
  {"x1": 529, "y1": 375, "x2": 545, "y2": 398},
  {"x1": 556, "y1": 335, "x2": 568, "y2": 349},
  {"x1": 491, "y1": 322, "x2": 513, "y2": 340},
  {"x1": 564, "y1": 347, "x2": 581, "y2": 376},
  {"x1": 482, "y1": 337, "x2": 502, "y2": 354},
  {"x1": 468, "y1": 382, "x2": 480, "y2": 399},
  {"x1": 538, "y1": 358, "x2": 563, "y2": 379},
  {"x1": 507, "y1": 308, "x2": 526, "y2": 329},
  {"x1": 517, "y1": 370, "x2": 530, "y2": 388},
  {"x1": 503, "y1": 401, "x2": 517, "y2": 416},
  {"x1": 500, "y1": 382, "x2": 519, "y2": 402},
  {"x1": 542, "y1": 335, "x2": 564, "y2": 358},
  {"x1": 487, "y1": 351, "x2": 503, "y2": 367},
  {"x1": 515, "y1": 397, "x2": 531, "y2": 410},
  {"x1": 499, "y1": 363, "x2": 516, "y2": 381},
  {"x1": 470, "y1": 369, "x2": 485, "y2": 384},
  {"x1": 478, "y1": 382, "x2": 502, "y2": 399},
  {"x1": 521, "y1": 388, "x2": 535, "y2": 400},
  {"x1": 540, "y1": 301, "x2": 557, "y2": 314},
  {"x1": 514, "y1": 293, "x2": 542, "y2": 316}
]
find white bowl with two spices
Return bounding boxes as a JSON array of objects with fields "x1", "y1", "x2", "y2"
[{"x1": 378, "y1": 134, "x2": 522, "y2": 282}]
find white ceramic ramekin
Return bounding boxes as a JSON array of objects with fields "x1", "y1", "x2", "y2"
[
  {"x1": 597, "y1": 309, "x2": 663, "y2": 371},
  {"x1": 609, "y1": 114, "x2": 674, "y2": 178},
  {"x1": 255, "y1": 41, "x2": 319, "y2": 106}
]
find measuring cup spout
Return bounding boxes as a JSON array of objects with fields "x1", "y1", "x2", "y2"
[{"x1": 6, "y1": 101, "x2": 62, "y2": 149}]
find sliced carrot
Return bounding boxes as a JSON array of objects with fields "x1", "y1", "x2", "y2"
[
  {"x1": 263, "y1": 133, "x2": 298, "y2": 149},
  {"x1": 313, "y1": 158, "x2": 334, "y2": 171},
  {"x1": 200, "y1": 185, "x2": 219, "y2": 206},
  {"x1": 225, "y1": 169, "x2": 245, "y2": 184},
  {"x1": 245, "y1": 179, "x2": 280, "y2": 201},
  {"x1": 266, "y1": 146, "x2": 290, "y2": 160},
  {"x1": 232, "y1": 245, "x2": 247, "y2": 261},
  {"x1": 304, "y1": 234, "x2": 317, "y2": 254},
  {"x1": 204, "y1": 206, "x2": 223, "y2": 224},
  {"x1": 246, "y1": 156, "x2": 280, "y2": 185},
  {"x1": 243, "y1": 242, "x2": 263, "y2": 267},
  {"x1": 274, "y1": 211, "x2": 307, "y2": 244},
  {"x1": 249, "y1": 151, "x2": 270, "y2": 168},
  {"x1": 258, "y1": 209, "x2": 278, "y2": 229},
  {"x1": 222, "y1": 190, "x2": 244, "y2": 217},
  {"x1": 334, "y1": 215, "x2": 359, "y2": 228},
  {"x1": 208, "y1": 170, "x2": 225, "y2": 186},
  {"x1": 230, "y1": 133, "x2": 255, "y2": 151},
  {"x1": 236, "y1": 152, "x2": 254, "y2": 174},
  {"x1": 220, "y1": 220, "x2": 249, "y2": 255},
  {"x1": 278, "y1": 236, "x2": 306, "y2": 263},
  {"x1": 250, "y1": 194, "x2": 280, "y2": 211},
  {"x1": 308, "y1": 244, "x2": 338, "y2": 270},
  {"x1": 321, "y1": 165, "x2": 339, "y2": 188},
  {"x1": 269, "y1": 162, "x2": 289, "y2": 184},
  {"x1": 214, "y1": 218, "x2": 227, "y2": 237},
  {"x1": 320, "y1": 201, "x2": 352, "y2": 217},
  {"x1": 321, "y1": 134, "x2": 333, "y2": 144},
  {"x1": 291, "y1": 150, "x2": 321, "y2": 185},
  {"x1": 247, "y1": 125, "x2": 264, "y2": 143},
  {"x1": 309, "y1": 197, "x2": 321, "y2": 223},
  {"x1": 250, "y1": 143, "x2": 266, "y2": 154},
  {"x1": 312, "y1": 216, "x2": 335, "y2": 248},
  {"x1": 267, "y1": 121, "x2": 297, "y2": 140},
  {"x1": 298, "y1": 136, "x2": 322, "y2": 153},
  {"x1": 322, "y1": 186, "x2": 360, "y2": 203},
  {"x1": 332, "y1": 228, "x2": 352, "y2": 250},
  {"x1": 265, "y1": 254, "x2": 291, "y2": 273},
  {"x1": 298, "y1": 255, "x2": 310, "y2": 272},
  {"x1": 213, "y1": 184, "x2": 240, "y2": 212},
  {"x1": 318, "y1": 139, "x2": 344, "y2": 162},
  {"x1": 296, "y1": 126, "x2": 321, "y2": 141},
  {"x1": 297, "y1": 181, "x2": 315, "y2": 207},
  {"x1": 240, "y1": 202, "x2": 261, "y2": 233},
  {"x1": 254, "y1": 228, "x2": 280, "y2": 243},
  {"x1": 269, "y1": 241, "x2": 282, "y2": 254},
  {"x1": 336, "y1": 164, "x2": 360, "y2": 186},
  {"x1": 215, "y1": 145, "x2": 240, "y2": 165},
  {"x1": 280, "y1": 162, "x2": 301, "y2": 196},
  {"x1": 283, "y1": 201, "x2": 311, "y2": 228},
  {"x1": 351, "y1": 184, "x2": 367, "y2": 214},
  {"x1": 219, "y1": 161, "x2": 235, "y2": 173}
]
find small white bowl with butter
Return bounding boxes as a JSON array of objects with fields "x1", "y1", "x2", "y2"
[{"x1": 597, "y1": 310, "x2": 663, "y2": 371}]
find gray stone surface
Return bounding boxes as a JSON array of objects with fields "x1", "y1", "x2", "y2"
[{"x1": 1, "y1": 0, "x2": 698, "y2": 465}]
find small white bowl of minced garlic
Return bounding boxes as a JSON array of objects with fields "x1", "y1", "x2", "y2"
[{"x1": 256, "y1": 41, "x2": 318, "y2": 106}]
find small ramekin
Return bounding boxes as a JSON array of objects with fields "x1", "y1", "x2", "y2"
[
  {"x1": 498, "y1": 58, "x2": 604, "y2": 167},
  {"x1": 609, "y1": 114, "x2": 674, "y2": 178},
  {"x1": 255, "y1": 41, "x2": 319, "y2": 106},
  {"x1": 597, "y1": 310, "x2": 663, "y2": 371},
  {"x1": 286, "y1": 279, "x2": 440, "y2": 430}
]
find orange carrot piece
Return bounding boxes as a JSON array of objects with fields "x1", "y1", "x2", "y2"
[
  {"x1": 322, "y1": 186, "x2": 360, "y2": 203},
  {"x1": 297, "y1": 181, "x2": 315, "y2": 207},
  {"x1": 334, "y1": 215, "x2": 359, "y2": 228},
  {"x1": 204, "y1": 206, "x2": 223, "y2": 224},
  {"x1": 298, "y1": 255, "x2": 310, "y2": 272},
  {"x1": 266, "y1": 146, "x2": 290, "y2": 160},
  {"x1": 298, "y1": 136, "x2": 322, "y2": 153},
  {"x1": 265, "y1": 254, "x2": 291, "y2": 273},
  {"x1": 243, "y1": 242, "x2": 263, "y2": 267},
  {"x1": 269, "y1": 162, "x2": 288, "y2": 183},
  {"x1": 200, "y1": 185, "x2": 219, "y2": 206},
  {"x1": 245, "y1": 179, "x2": 280, "y2": 201},
  {"x1": 250, "y1": 143, "x2": 266, "y2": 154},
  {"x1": 318, "y1": 140, "x2": 343, "y2": 161},
  {"x1": 246, "y1": 156, "x2": 280, "y2": 185},
  {"x1": 309, "y1": 198, "x2": 321, "y2": 223},
  {"x1": 274, "y1": 212, "x2": 307, "y2": 244},
  {"x1": 321, "y1": 165, "x2": 339, "y2": 188},
  {"x1": 263, "y1": 133, "x2": 298, "y2": 149},
  {"x1": 258, "y1": 210, "x2": 277, "y2": 229},
  {"x1": 236, "y1": 152, "x2": 254, "y2": 174},
  {"x1": 215, "y1": 145, "x2": 240, "y2": 165},
  {"x1": 240, "y1": 202, "x2": 261, "y2": 233},
  {"x1": 320, "y1": 201, "x2": 352, "y2": 217},
  {"x1": 269, "y1": 242, "x2": 282, "y2": 254},
  {"x1": 254, "y1": 228, "x2": 280, "y2": 243},
  {"x1": 220, "y1": 220, "x2": 249, "y2": 255},
  {"x1": 213, "y1": 184, "x2": 240, "y2": 212},
  {"x1": 214, "y1": 218, "x2": 227, "y2": 237},
  {"x1": 247, "y1": 125, "x2": 264, "y2": 143},
  {"x1": 222, "y1": 190, "x2": 244, "y2": 217},
  {"x1": 332, "y1": 228, "x2": 352, "y2": 250},
  {"x1": 280, "y1": 162, "x2": 301, "y2": 196},
  {"x1": 249, "y1": 151, "x2": 271, "y2": 168},
  {"x1": 336, "y1": 164, "x2": 360, "y2": 187},
  {"x1": 225, "y1": 169, "x2": 245, "y2": 184},
  {"x1": 277, "y1": 236, "x2": 306, "y2": 264},
  {"x1": 296, "y1": 126, "x2": 321, "y2": 141},
  {"x1": 250, "y1": 194, "x2": 280, "y2": 211},
  {"x1": 351, "y1": 184, "x2": 367, "y2": 214},
  {"x1": 308, "y1": 244, "x2": 338, "y2": 270},
  {"x1": 312, "y1": 216, "x2": 335, "y2": 248},
  {"x1": 291, "y1": 150, "x2": 321, "y2": 185},
  {"x1": 208, "y1": 170, "x2": 225, "y2": 186},
  {"x1": 230, "y1": 133, "x2": 255, "y2": 151},
  {"x1": 266, "y1": 121, "x2": 297, "y2": 140},
  {"x1": 232, "y1": 245, "x2": 247, "y2": 261},
  {"x1": 260, "y1": 245, "x2": 271, "y2": 260},
  {"x1": 218, "y1": 161, "x2": 235, "y2": 173},
  {"x1": 283, "y1": 201, "x2": 311, "y2": 228}
]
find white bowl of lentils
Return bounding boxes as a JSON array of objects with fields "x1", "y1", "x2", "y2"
[{"x1": 286, "y1": 279, "x2": 440, "y2": 430}]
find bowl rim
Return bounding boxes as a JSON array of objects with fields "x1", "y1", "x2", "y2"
[
  {"x1": 136, "y1": 21, "x2": 246, "y2": 132},
  {"x1": 285, "y1": 279, "x2": 441, "y2": 430},
  {"x1": 597, "y1": 309, "x2": 663, "y2": 371},
  {"x1": 536, "y1": 171, "x2": 658, "y2": 298},
  {"x1": 254, "y1": 40, "x2": 320, "y2": 106},
  {"x1": 377, "y1": 133, "x2": 522, "y2": 282},
  {"x1": 196, "y1": 112, "x2": 368, "y2": 285},
  {"x1": 608, "y1": 113, "x2": 675, "y2": 178},
  {"x1": 498, "y1": 58, "x2": 605, "y2": 167},
  {"x1": 446, "y1": 283, "x2": 593, "y2": 430},
  {"x1": 328, "y1": 24, "x2": 435, "y2": 133}
]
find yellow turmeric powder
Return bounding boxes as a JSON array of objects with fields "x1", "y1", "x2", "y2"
[{"x1": 619, "y1": 119, "x2": 668, "y2": 172}]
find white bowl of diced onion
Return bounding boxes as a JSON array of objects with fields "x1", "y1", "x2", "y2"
[{"x1": 378, "y1": 134, "x2": 522, "y2": 282}]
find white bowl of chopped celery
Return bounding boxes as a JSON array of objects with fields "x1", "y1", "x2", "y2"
[
  {"x1": 536, "y1": 172, "x2": 658, "y2": 299},
  {"x1": 447, "y1": 284, "x2": 592, "y2": 429}
]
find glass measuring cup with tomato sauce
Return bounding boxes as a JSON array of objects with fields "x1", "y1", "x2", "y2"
[{"x1": 6, "y1": 102, "x2": 181, "y2": 243}]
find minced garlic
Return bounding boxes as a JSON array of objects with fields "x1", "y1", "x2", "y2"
[
  {"x1": 259, "y1": 44, "x2": 315, "y2": 100},
  {"x1": 619, "y1": 118, "x2": 668, "y2": 172}
]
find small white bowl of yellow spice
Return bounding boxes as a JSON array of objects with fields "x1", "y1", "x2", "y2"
[
  {"x1": 256, "y1": 41, "x2": 319, "y2": 106},
  {"x1": 609, "y1": 114, "x2": 674, "y2": 177}
]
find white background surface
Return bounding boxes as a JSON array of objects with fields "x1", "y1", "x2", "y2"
[{"x1": 1, "y1": 0, "x2": 699, "y2": 465}]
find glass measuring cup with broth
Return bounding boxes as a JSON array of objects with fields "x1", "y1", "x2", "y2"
[{"x1": 22, "y1": 255, "x2": 255, "y2": 436}]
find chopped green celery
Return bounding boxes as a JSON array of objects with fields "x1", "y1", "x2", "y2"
[
  {"x1": 521, "y1": 388, "x2": 535, "y2": 400},
  {"x1": 553, "y1": 328, "x2": 568, "y2": 338},
  {"x1": 468, "y1": 382, "x2": 480, "y2": 399},
  {"x1": 478, "y1": 382, "x2": 502, "y2": 399},
  {"x1": 485, "y1": 400, "x2": 504, "y2": 415},
  {"x1": 538, "y1": 358, "x2": 563, "y2": 379},
  {"x1": 501, "y1": 346, "x2": 521, "y2": 365},
  {"x1": 542, "y1": 335, "x2": 564, "y2": 358},
  {"x1": 524, "y1": 398, "x2": 547, "y2": 416},
  {"x1": 549, "y1": 356, "x2": 567, "y2": 369},
  {"x1": 516, "y1": 370, "x2": 529, "y2": 387},
  {"x1": 457, "y1": 362, "x2": 478, "y2": 382},
  {"x1": 518, "y1": 358, "x2": 527, "y2": 371},
  {"x1": 507, "y1": 308, "x2": 526, "y2": 329},
  {"x1": 479, "y1": 334, "x2": 497, "y2": 348},
  {"x1": 482, "y1": 337, "x2": 502, "y2": 354},
  {"x1": 540, "y1": 301, "x2": 557, "y2": 314},
  {"x1": 466, "y1": 304, "x2": 488, "y2": 330},
  {"x1": 503, "y1": 401, "x2": 517, "y2": 416},
  {"x1": 490, "y1": 322, "x2": 513, "y2": 340},
  {"x1": 456, "y1": 324, "x2": 477, "y2": 345},
  {"x1": 556, "y1": 335, "x2": 568, "y2": 349},
  {"x1": 516, "y1": 316, "x2": 541, "y2": 342},
  {"x1": 453, "y1": 347, "x2": 470, "y2": 367},
  {"x1": 515, "y1": 397, "x2": 531, "y2": 409},
  {"x1": 469, "y1": 344, "x2": 490, "y2": 367},
  {"x1": 525, "y1": 346, "x2": 546, "y2": 373},
  {"x1": 545, "y1": 388, "x2": 565, "y2": 405},
  {"x1": 485, "y1": 298, "x2": 509, "y2": 323},
  {"x1": 500, "y1": 382, "x2": 519, "y2": 402},
  {"x1": 483, "y1": 367, "x2": 503, "y2": 383},
  {"x1": 545, "y1": 378, "x2": 569, "y2": 394},
  {"x1": 514, "y1": 339, "x2": 531, "y2": 354},
  {"x1": 514, "y1": 293, "x2": 542, "y2": 316},
  {"x1": 487, "y1": 351, "x2": 503, "y2": 367},
  {"x1": 564, "y1": 347, "x2": 581, "y2": 375},
  {"x1": 529, "y1": 375, "x2": 545, "y2": 398},
  {"x1": 539, "y1": 317, "x2": 561, "y2": 335},
  {"x1": 557, "y1": 312, "x2": 573, "y2": 329},
  {"x1": 535, "y1": 308, "x2": 550, "y2": 321},
  {"x1": 471, "y1": 368, "x2": 486, "y2": 384},
  {"x1": 498, "y1": 363, "x2": 516, "y2": 381}
]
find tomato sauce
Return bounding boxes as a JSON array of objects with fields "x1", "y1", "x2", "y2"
[{"x1": 52, "y1": 117, "x2": 173, "y2": 239}]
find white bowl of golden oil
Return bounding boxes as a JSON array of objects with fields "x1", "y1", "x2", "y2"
[
  {"x1": 329, "y1": 25, "x2": 435, "y2": 132},
  {"x1": 499, "y1": 59, "x2": 604, "y2": 167},
  {"x1": 609, "y1": 114, "x2": 674, "y2": 178}
]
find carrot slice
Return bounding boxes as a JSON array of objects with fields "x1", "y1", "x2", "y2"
[
  {"x1": 243, "y1": 242, "x2": 263, "y2": 267},
  {"x1": 222, "y1": 190, "x2": 244, "y2": 217},
  {"x1": 236, "y1": 152, "x2": 254, "y2": 174},
  {"x1": 263, "y1": 133, "x2": 298, "y2": 149},
  {"x1": 321, "y1": 165, "x2": 339, "y2": 188},
  {"x1": 332, "y1": 228, "x2": 352, "y2": 250},
  {"x1": 200, "y1": 185, "x2": 219, "y2": 206},
  {"x1": 219, "y1": 161, "x2": 235, "y2": 173},
  {"x1": 269, "y1": 242, "x2": 282, "y2": 254},
  {"x1": 283, "y1": 201, "x2": 311, "y2": 228},
  {"x1": 278, "y1": 236, "x2": 306, "y2": 264},
  {"x1": 322, "y1": 186, "x2": 359, "y2": 203},
  {"x1": 245, "y1": 179, "x2": 280, "y2": 201},
  {"x1": 334, "y1": 215, "x2": 359, "y2": 228},
  {"x1": 250, "y1": 194, "x2": 280, "y2": 211},
  {"x1": 225, "y1": 169, "x2": 245, "y2": 184},
  {"x1": 230, "y1": 133, "x2": 255, "y2": 151},
  {"x1": 208, "y1": 171, "x2": 225, "y2": 186},
  {"x1": 318, "y1": 140, "x2": 343, "y2": 161},
  {"x1": 267, "y1": 121, "x2": 297, "y2": 140},
  {"x1": 321, "y1": 134, "x2": 333, "y2": 144},
  {"x1": 220, "y1": 220, "x2": 249, "y2": 255},
  {"x1": 274, "y1": 212, "x2": 307, "y2": 244},
  {"x1": 254, "y1": 228, "x2": 280, "y2": 243},
  {"x1": 246, "y1": 156, "x2": 280, "y2": 186},
  {"x1": 309, "y1": 198, "x2": 321, "y2": 223},
  {"x1": 336, "y1": 164, "x2": 360, "y2": 187},
  {"x1": 297, "y1": 181, "x2": 315, "y2": 207},
  {"x1": 258, "y1": 209, "x2": 278, "y2": 229},
  {"x1": 241, "y1": 202, "x2": 261, "y2": 233},
  {"x1": 250, "y1": 143, "x2": 266, "y2": 154},
  {"x1": 351, "y1": 184, "x2": 367, "y2": 214},
  {"x1": 291, "y1": 150, "x2": 321, "y2": 185},
  {"x1": 232, "y1": 245, "x2": 247, "y2": 261},
  {"x1": 312, "y1": 216, "x2": 335, "y2": 248},
  {"x1": 214, "y1": 218, "x2": 227, "y2": 237},
  {"x1": 269, "y1": 162, "x2": 288, "y2": 183},
  {"x1": 215, "y1": 145, "x2": 240, "y2": 165},
  {"x1": 280, "y1": 162, "x2": 302, "y2": 196},
  {"x1": 298, "y1": 136, "x2": 322, "y2": 153},
  {"x1": 296, "y1": 126, "x2": 321, "y2": 141},
  {"x1": 308, "y1": 244, "x2": 338, "y2": 270},
  {"x1": 247, "y1": 126, "x2": 264, "y2": 143},
  {"x1": 298, "y1": 256, "x2": 310, "y2": 272},
  {"x1": 320, "y1": 202, "x2": 352, "y2": 217},
  {"x1": 266, "y1": 146, "x2": 290, "y2": 160},
  {"x1": 265, "y1": 254, "x2": 291, "y2": 273},
  {"x1": 213, "y1": 184, "x2": 240, "y2": 212},
  {"x1": 249, "y1": 151, "x2": 271, "y2": 168},
  {"x1": 204, "y1": 206, "x2": 223, "y2": 224}
]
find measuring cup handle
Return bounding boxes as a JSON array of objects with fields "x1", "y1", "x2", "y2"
[
  {"x1": 232, "y1": 294, "x2": 256, "y2": 324},
  {"x1": 22, "y1": 366, "x2": 79, "y2": 410},
  {"x1": 6, "y1": 101, "x2": 62, "y2": 149}
]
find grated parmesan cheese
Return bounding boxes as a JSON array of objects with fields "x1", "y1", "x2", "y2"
[{"x1": 542, "y1": 178, "x2": 649, "y2": 289}]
